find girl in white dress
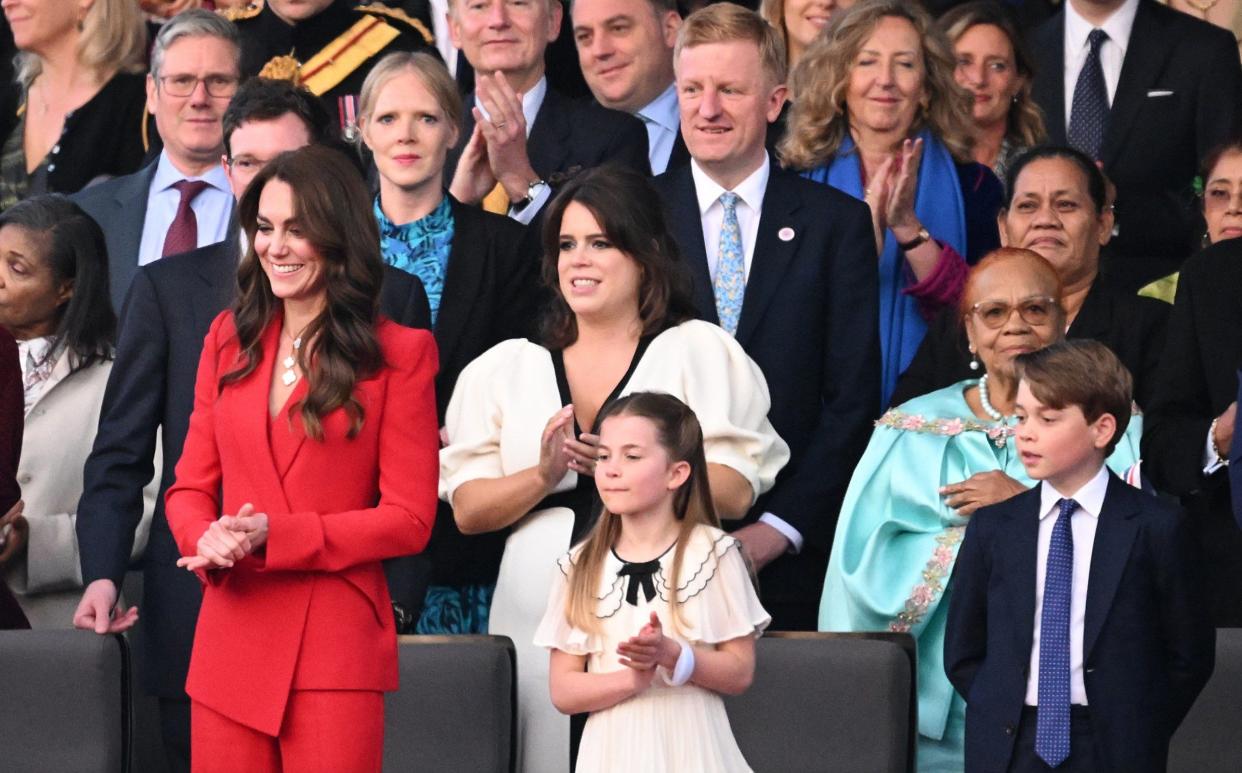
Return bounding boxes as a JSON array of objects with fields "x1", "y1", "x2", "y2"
[
  {"x1": 535, "y1": 392, "x2": 770, "y2": 772},
  {"x1": 441, "y1": 167, "x2": 788, "y2": 772}
]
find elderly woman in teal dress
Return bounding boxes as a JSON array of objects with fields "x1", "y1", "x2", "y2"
[
  {"x1": 360, "y1": 52, "x2": 541, "y2": 633},
  {"x1": 820, "y1": 248, "x2": 1143, "y2": 772}
]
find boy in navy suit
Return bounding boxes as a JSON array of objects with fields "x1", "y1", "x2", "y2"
[{"x1": 946, "y1": 340, "x2": 1214, "y2": 772}]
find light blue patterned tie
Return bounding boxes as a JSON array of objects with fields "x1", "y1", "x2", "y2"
[
  {"x1": 714, "y1": 192, "x2": 744, "y2": 336},
  {"x1": 1036, "y1": 497, "x2": 1077, "y2": 768}
]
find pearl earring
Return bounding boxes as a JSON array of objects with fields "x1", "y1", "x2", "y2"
[{"x1": 969, "y1": 348, "x2": 979, "y2": 371}]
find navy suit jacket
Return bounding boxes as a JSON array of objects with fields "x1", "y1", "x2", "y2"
[
  {"x1": 652, "y1": 161, "x2": 880, "y2": 612},
  {"x1": 72, "y1": 160, "x2": 159, "y2": 311},
  {"x1": 945, "y1": 474, "x2": 1214, "y2": 773},
  {"x1": 75, "y1": 236, "x2": 429, "y2": 697}
]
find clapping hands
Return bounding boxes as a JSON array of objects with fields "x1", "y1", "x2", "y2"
[
  {"x1": 616, "y1": 612, "x2": 682, "y2": 693},
  {"x1": 863, "y1": 138, "x2": 924, "y2": 254},
  {"x1": 176, "y1": 502, "x2": 269, "y2": 572}
]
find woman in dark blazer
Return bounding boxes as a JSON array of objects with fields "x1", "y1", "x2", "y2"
[
  {"x1": 165, "y1": 146, "x2": 439, "y2": 772},
  {"x1": 358, "y1": 52, "x2": 541, "y2": 634}
]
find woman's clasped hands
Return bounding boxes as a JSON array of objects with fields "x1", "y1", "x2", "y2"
[{"x1": 175, "y1": 503, "x2": 270, "y2": 572}]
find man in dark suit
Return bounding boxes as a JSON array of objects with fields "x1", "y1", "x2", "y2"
[
  {"x1": 946, "y1": 341, "x2": 1213, "y2": 773},
  {"x1": 74, "y1": 10, "x2": 243, "y2": 311},
  {"x1": 1144, "y1": 235, "x2": 1242, "y2": 627},
  {"x1": 653, "y1": 4, "x2": 879, "y2": 630},
  {"x1": 572, "y1": 0, "x2": 687, "y2": 174},
  {"x1": 71, "y1": 79, "x2": 429, "y2": 773},
  {"x1": 891, "y1": 146, "x2": 1168, "y2": 409},
  {"x1": 1029, "y1": 0, "x2": 1242, "y2": 290},
  {"x1": 444, "y1": 0, "x2": 649, "y2": 224}
]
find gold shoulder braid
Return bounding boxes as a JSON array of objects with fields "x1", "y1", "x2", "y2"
[
  {"x1": 357, "y1": 2, "x2": 435, "y2": 45},
  {"x1": 217, "y1": 0, "x2": 264, "y2": 22},
  {"x1": 259, "y1": 53, "x2": 302, "y2": 85},
  {"x1": 299, "y1": 17, "x2": 400, "y2": 96}
]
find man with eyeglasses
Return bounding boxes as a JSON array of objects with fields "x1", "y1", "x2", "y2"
[{"x1": 74, "y1": 10, "x2": 241, "y2": 312}]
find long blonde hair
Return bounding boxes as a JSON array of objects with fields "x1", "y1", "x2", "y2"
[
  {"x1": 565, "y1": 393, "x2": 720, "y2": 635},
  {"x1": 16, "y1": 0, "x2": 147, "y2": 89},
  {"x1": 778, "y1": 0, "x2": 975, "y2": 170}
]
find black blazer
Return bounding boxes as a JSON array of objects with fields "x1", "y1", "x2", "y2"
[
  {"x1": 890, "y1": 278, "x2": 1169, "y2": 408},
  {"x1": 72, "y1": 160, "x2": 160, "y2": 311},
  {"x1": 945, "y1": 473, "x2": 1214, "y2": 773},
  {"x1": 75, "y1": 237, "x2": 429, "y2": 697},
  {"x1": 1142, "y1": 237, "x2": 1242, "y2": 626},
  {"x1": 447, "y1": 86, "x2": 650, "y2": 190},
  {"x1": 1030, "y1": 1, "x2": 1242, "y2": 287},
  {"x1": 421, "y1": 198, "x2": 543, "y2": 589},
  {"x1": 653, "y1": 161, "x2": 880, "y2": 618}
]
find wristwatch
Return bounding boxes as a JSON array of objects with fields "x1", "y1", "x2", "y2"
[
  {"x1": 897, "y1": 226, "x2": 932, "y2": 251},
  {"x1": 510, "y1": 178, "x2": 548, "y2": 211}
]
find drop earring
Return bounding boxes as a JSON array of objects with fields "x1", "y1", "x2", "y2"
[{"x1": 969, "y1": 347, "x2": 979, "y2": 371}]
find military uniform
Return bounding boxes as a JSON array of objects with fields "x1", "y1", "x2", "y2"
[{"x1": 223, "y1": 0, "x2": 436, "y2": 135}]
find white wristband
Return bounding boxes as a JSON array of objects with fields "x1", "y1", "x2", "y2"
[{"x1": 660, "y1": 640, "x2": 695, "y2": 687}]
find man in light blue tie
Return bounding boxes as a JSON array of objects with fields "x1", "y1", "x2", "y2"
[
  {"x1": 946, "y1": 340, "x2": 1214, "y2": 773},
  {"x1": 651, "y1": 3, "x2": 879, "y2": 630}
]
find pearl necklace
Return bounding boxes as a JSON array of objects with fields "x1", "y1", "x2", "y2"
[
  {"x1": 977, "y1": 374, "x2": 1007, "y2": 421},
  {"x1": 280, "y1": 334, "x2": 302, "y2": 387}
]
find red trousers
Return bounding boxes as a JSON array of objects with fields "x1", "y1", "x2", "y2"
[{"x1": 191, "y1": 690, "x2": 384, "y2": 773}]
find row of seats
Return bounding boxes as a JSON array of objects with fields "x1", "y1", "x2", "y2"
[{"x1": 0, "y1": 629, "x2": 1237, "y2": 772}]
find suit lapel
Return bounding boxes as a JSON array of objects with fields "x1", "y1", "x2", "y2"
[
  {"x1": 527, "y1": 89, "x2": 571, "y2": 180},
  {"x1": 228, "y1": 317, "x2": 294, "y2": 512},
  {"x1": 29, "y1": 345, "x2": 75, "y2": 411},
  {"x1": 1083, "y1": 473, "x2": 1140, "y2": 659},
  {"x1": 192, "y1": 240, "x2": 240, "y2": 336},
  {"x1": 1032, "y1": 18, "x2": 1068, "y2": 145},
  {"x1": 736, "y1": 164, "x2": 800, "y2": 347},
  {"x1": 1102, "y1": 4, "x2": 1173, "y2": 168},
  {"x1": 664, "y1": 168, "x2": 716, "y2": 322},
  {"x1": 108, "y1": 162, "x2": 160, "y2": 309},
  {"x1": 1065, "y1": 280, "x2": 1111, "y2": 341},
  {"x1": 434, "y1": 197, "x2": 486, "y2": 369},
  {"x1": 1006, "y1": 488, "x2": 1042, "y2": 658},
  {"x1": 666, "y1": 129, "x2": 690, "y2": 172}
]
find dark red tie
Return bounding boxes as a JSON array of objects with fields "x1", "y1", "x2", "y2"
[{"x1": 162, "y1": 179, "x2": 210, "y2": 258}]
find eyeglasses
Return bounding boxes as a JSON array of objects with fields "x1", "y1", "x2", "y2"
[
  {"x1": 969, "y1": 296, "x2": 1059, "y2": 329},
  {"x1": 158, "y1": 74, "x2": 239, "y2": 98}
]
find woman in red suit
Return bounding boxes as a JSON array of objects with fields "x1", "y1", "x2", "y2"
[{"x1": 165, "y1": 145, "x2": 440, "y2": 772}]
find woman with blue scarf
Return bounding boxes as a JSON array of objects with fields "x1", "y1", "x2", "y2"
[
  {"x1": 820, "y1": 249, "x2": 1144, "y2": 771},
  {"x1": 779, "y1": 0, "x2": 1002, "y2": 405},
  {"x1": 359, "y1": 52, "x2": 541, "y2": 634}
]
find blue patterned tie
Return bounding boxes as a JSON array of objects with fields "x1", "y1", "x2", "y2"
[
  {"x1": 1068, "y1": 29, "x2": 1109, "y2": 160},
  {"x1": 1036, "y1": 497, "x2": 1077, "y2": 767},
  {"x1": 714, "y1": 192, "x2": 745, "y2": 336}
]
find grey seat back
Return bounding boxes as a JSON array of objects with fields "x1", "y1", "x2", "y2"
[
  {"x1": 385, "y1": 634, "x2": 516, "y2": 772},
  {"x1": 1170, "y1": 627, "x2": 1242, "y2": 772},
  {"x1": 0, "y1": 630, "x2": 130, "y2": 773},
  {"x1": 724, "y1": 632, "x2": 916, "y2": 773}
]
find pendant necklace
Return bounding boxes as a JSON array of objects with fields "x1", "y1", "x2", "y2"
[{"x1": 281, "y1": 332, "x2": 302, "y2": 387}]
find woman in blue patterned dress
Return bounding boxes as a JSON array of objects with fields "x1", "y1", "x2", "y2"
[
  {"x1": 359, "y1": 52, "x2": 542, "y2": 633},
  {"x1": 820, "y1": 248, "x2": 1143, "y2": 772}
]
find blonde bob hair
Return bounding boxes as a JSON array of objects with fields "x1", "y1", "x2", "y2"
[
  {"x1": 16, "y1": 0, "x2": 147, "y2": 89},
  {"x1": 358, "y1": 51, "x2": 463, "y2": 131},
  {"x1": 778, "y1": 0, "x2": 975, "y2": 170},
  {"x1": 675, "y1": 2, "x2": 787, "y2": 88}
]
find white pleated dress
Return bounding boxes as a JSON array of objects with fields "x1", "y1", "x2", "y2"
[
  {"x1": 535, "y1": 525, "x2": 771, "y2": 773},
  {"x1": 440, "y1": 321, "x2": 789, "y2": 773}
]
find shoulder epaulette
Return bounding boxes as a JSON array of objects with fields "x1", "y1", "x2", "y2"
[
  {"x1": 218, "y1": 0, "x2": 263, "y2": 22},
  {"x1": 356, "y1": 2, "x2": 434, "y2": 45}
]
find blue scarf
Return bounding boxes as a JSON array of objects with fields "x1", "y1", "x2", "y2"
[
  {"x1": 375, "y1": 195, "x2": 455, "y2": 326},
  {"x1": 803, "y1": 129, "x2": 966, "y2": 406}
]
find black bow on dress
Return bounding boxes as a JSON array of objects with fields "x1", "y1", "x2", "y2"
[{"x1": 617, "y1": 559, "x2": 661, "y2": 606}]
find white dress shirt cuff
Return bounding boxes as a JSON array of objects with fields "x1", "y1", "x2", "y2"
[
  {"x1": 508, "y1": 182, "x2": 551, "y2": 225},
  {"x1": 759, "y1": 513, "x2": 803, "y2": 554},
  {"x1": 1203, "y1": 427, "x2": 1228, "y2": 475}
]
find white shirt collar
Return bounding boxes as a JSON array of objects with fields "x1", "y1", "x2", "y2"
[
  {"x1": 474, "y1": 76, "x2": 548, "y2": 138},
  {"x1": 1065, "y1": 0, "x2": 1140, "y2": 58},
  {"x1": 636, "y1": 83, "x2": 679, "y2": 135},
  {"x1": 1039, "y1": 463, "x2": 1110, "y2": 521},
  {"x1": 152, "y1": 151, "x2": 231, "y2": 196},
  {"x1": 690, "y1": 152, "x2": 770, "y2": 217}
]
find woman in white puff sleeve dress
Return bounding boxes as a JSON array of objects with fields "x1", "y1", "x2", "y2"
[{"x1": 440, "y1": 168, "x2": 789, "y2": 773}]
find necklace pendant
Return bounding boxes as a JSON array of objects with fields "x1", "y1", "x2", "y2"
[
  {"x1": 281, "y1": 369, "x2": 297, "y2": 387},
  {"x1": 283, "y1": 355, "x2": 296, "y2": 369}
]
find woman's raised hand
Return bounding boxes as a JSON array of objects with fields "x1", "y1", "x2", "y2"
[
  {"x1": 537, "y1": 406, "x2": 576, "y2": 492},
  {"x1": 885, "y1": 138, "x2": 924, "y2": 238}
]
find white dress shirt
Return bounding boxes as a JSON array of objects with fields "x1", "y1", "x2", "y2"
[
  {"x1": 1062, "y1": 0, "x2": 1141, "y2": 130},
  {"x1": 430, "y1": 0, "x2": 457, "y2": 77},
  {"x1": 137, "y1": 152, "x2": 233, "y2": 267},
  {"x1": 1025, "y1": 463, "x2": 1110, "y2": 706},
  {"x1": 637, "y1": 83, "x2": 680, "y2": 175},
  {"x1": 474, "y1": 76, "x2": 551, "y2": 225},
  {"x1": 689, "y1": 153, "x2": 803, "y2": 553}
]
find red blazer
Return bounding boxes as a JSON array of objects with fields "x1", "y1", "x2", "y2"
[{"x1": 166, "y1": 311, "x2": 439, "y2": 735}]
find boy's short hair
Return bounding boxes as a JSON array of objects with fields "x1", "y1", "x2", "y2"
[{"x1": 1015, "y1": 340, "x2": 1132, "y2": 456}]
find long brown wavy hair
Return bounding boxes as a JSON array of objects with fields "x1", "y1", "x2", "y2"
[
  {"x1": 779, "y1": 0, "x2": 976, "y2": 170},
  {"x1": 224, "y1": 145, "x2": 385, "y2": 440},
  {"x1": 565, "y1": 393, "x2": 722, "y2": 636}
]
